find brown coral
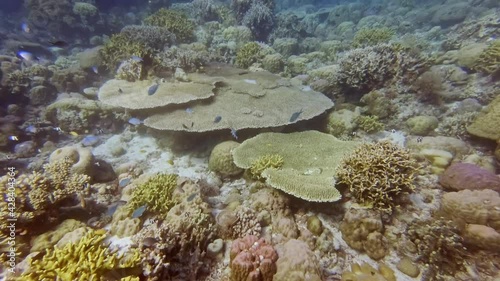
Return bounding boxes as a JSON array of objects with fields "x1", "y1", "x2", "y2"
[
  {"x1": 230, "y1": 235, "x2": 278, "y2": 281},
  {"x1": 439, "y1": 162, "x2": 500, "y2": 192}
]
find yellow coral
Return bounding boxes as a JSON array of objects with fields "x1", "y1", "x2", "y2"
[
  {"x1": 249, "y1": 154, "x2": 284, "y2": 180},
  {"x1": 337, "y1": 141, "x2": 418, "y2": 211},
  {"x1": 473, "y1": 40, "x2": 500, "y2": 74},
  {"x1": 21, "y1": 230, "x2": 141, "y2": 281},
  {"x1": 342, "y1": 262, "x2": 396, "y2": 281},
  {"x1": 352, "y1": 27, "x2": 395, "y2": 48},
  {"x1": 128, "y1": 174, "x2": 178, "y2": 214}
]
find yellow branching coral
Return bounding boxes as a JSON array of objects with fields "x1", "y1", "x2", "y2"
[
  {"x1": 337, "y1": 141, "x2": 418, "y2": 211},
  {"x1": 128, "y1": 174, "x2": 178, "y2": 214},
  {"x1": 21, "y1": 230, "x2": 141, "y2": 281},
  {"x1": 352, "y1": 27, "x2": 395, "y2": 48},
  {"x1": 249, "y1": 154, "x2": 284, "y2": 180},
  {"x1": 473, "y1": 40, "x2": 500, "y2": 74}
]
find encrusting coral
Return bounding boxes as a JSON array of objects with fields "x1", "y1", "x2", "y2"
[
  {"x1": 128, "y1": 173, "x2": 178, "y2": 214},
  {"x1": 21, "y1": 230, "x2": 141, "y2": 280},
  {"x1": 336, "y1": 141, "x2": 418, "y2": 211}
]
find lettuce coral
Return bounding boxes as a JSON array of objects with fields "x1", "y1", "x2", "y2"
[
  {"x1": 337, "y1": 141, "x2": 418, "y2": 211},
  {"x1": 128, "y1": 174, "x2": 178, "y2": 214},
  {"x1": 21, "y1": 230, "x2": 141, "y2": 280}
]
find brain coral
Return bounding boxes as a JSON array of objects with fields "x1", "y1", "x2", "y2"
[
  {"x1": 208, "y1": 141, "x2": 243, "y2": 177},
  {"x1": 439, "y1": 162, "x2": 500, "y2": 192},
  {"x1": 230, "y1": 235, "x2": 278, "y2": 281},
  {"x1": 232, "y1": 131, "x2": 360, "y2": 202},
  {"x1": 336, "y1": 141, "x2": 418, "y2": 211}
]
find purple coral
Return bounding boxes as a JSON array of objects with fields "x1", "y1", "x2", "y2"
[{"x1": 439, "y1": 163, "x2": 500, "y2": 192}]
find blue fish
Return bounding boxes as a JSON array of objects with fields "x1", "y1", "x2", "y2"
[
  {"x1": 148, "y1": 84, "x2": 159, "y2": 95},
  {"x1": 186, "y1": 108, "x2": 194, "y2": 114},
  {"x1": 119, "y1": 178, "x2": 131, "y2": 188},
  {"x1": 230, "y1": 128, "x2": 238, "y2": 139},
  {"x1": 106, "y1": 200, "x2": 127, "y2": 217},
  {"x1": 25, "y1": 125, "x2": 37, "y2": 134},
  {"x1": 128, "y1": 117, "x2": 142, "y2": 125},
  {"x1": 213, "y1": 116, "x2": 222, "y2": 123},
  {"x1": 130, "y1": 55, "x2": 143, "y2": 62},
  {"x1": 81, "y1": 135, "x2": 99, "y2": 147},
  {"x1": 289, "y1": 109, "x2": 303, "y2": 122},
  {"x1": 132, "y1": 204, "x2": 147, "y2": 218}
]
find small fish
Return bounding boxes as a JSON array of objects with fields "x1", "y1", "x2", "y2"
[
  {"x1": 187, "y1": 193, "x2": 198, "y2": 202},
  {"x1": 243, "y1": 79, "x2": 257, "y2": 84},
  {"x1": 289, "y1": 109, "x2": 303, "y2": 122},
  {"x1": 185, "y1": 108, "x2": 194, "y2": 114},
  {"x1": 230, "y1": 128, "x2": 238, "y2": 139},
  {"x1": 213, "y1": 116, "x2": 222, "y2": 123},
  {"x1": 130, "y1": 55, "x2": 143, "y2": 62},
  {"x1": 94, "y1": 162, "x2": 100, "y2": 167},
  {"x1": 118, "y1": 88, "x2": 123, "y2": 93},
  {"x1": 82, "y1": 135, "x2": 99, "y2": 146},
  {"x1": 82, "y1": 183, "x2": 90, "y2": 189},
  {"x1": 91, "y1": 66, "x2": 99, "y2": 74},
  {"x1": 352, "y1": 132, "x2": 357, "y2": 136},
  {"x1": 119, "y1": 178, "x2": 131, "y2": 188},
  {"x1": 25, "y1": 125, "x2": 37, "y2": 134},
  {"x1": 96, "y1": 128, "x2": 104, "y2": 134},
  {"x1": 17, "y1": 51, "x2": 37, "y2": 62},
  {"x1": 182, "y1": 123, "x2": 189, "y2": 129},
  {"x1": 8, "y1": 136, "x2": 19, "y2": 141},
  {"x1": 49, "y1": 40, "x2": 68, "y2": 48},
  {"x1": 69, "y1": 131, "x2": 79, "y2": 137},
  {"x1": 148, "y1": 83, "x2": 159, "y2": 96},
  {"x1": 53, "y1": 127, "x2": 62, "y2": 132},
  {"x1": 106, "y1": 200, "x2": 127, "y2": 217},
  {"x1": 416, "y1": 136, "x2": 423, "y2": 143},
  {"x1": 128, "y1": 118, "x2": 143, "y2": 125},
  {"x1": 132, "y1": 205, "x2": 147, "y2": 218},
  {"x1": 21, "y1": 22, "x2": 30, "y2": 33},
  {"x1": 142, "y1": 237, "x2": 157, "y2": 247},
  {"x1": 391, "y1": 129, "x2": 396, "y2": 133}
]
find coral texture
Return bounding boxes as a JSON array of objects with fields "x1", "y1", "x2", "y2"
[
  {"x1": 337, "y1": 141, "x2": 418, "y2": 211},
  {"x1": 230, "y1": 235, "x2": 278, "y2": 281},
  {"x1": 473, "y1": 40, "x2": 500, "y2": 74},
  {"x1": 249, "y1": 154, "x2": 284, "y2": 180},
  {"x1": 128, "y1": 174, "x2": 178, "y2": 214},
  {"x1": 467, "y1": 93, "x2": 500, "y2": 141},
  {"x1": 208, "y1": 141, "x2": 243, "y2": 177},
  {"x1": 438, "y1": 163, "x2": 500, "y2": 192},
  {"x1": 274, "y1": 239, "x2": 322, "y2": 281},
  {"x1": 341, "y1": 262, "x2": 396, "y2": 281},
  {"x1": 143, "y1": 8, "x2": 195, "y2": 43}
]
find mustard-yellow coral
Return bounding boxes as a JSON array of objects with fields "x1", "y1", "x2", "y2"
[
  {"x1": 337, "y1": 141, "x2": 418, "y2": 211},
  {"x1": 128, "y1": 174, "x2": 178, "y2": 214},
  {"x1": 21, "y1": 230, "x2": 141, "y2": 280},
  {"x1": 249, "y1": 154, "x2": 284, "y2": 180},
  {"x1": 473, "y1": 40, "x2": 500, "y2": 74}
]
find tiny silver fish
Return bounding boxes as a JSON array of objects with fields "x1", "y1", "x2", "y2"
[
  {"x1": 130, "y1": 55, "x2": 143, "y2": 62},
  {"x1": 391, "y1": 129, "x2": 396, "y2": 133},
  {"x1": 148, "y1": 83, "x2": 159, "y2": 95},
  {"x1": 243, "y1": 79, "x2": 257, "y2": 84},
  {"x1": 53, "y1": 127, "x2": 62, "y2": 132},
  {"x1": 8, "y1": 136, "x2": 19, "y2": 141}
]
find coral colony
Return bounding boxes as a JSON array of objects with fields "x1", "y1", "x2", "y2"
[{"x1": 0, "y1": 0, "x2": 500, "y2": 280}]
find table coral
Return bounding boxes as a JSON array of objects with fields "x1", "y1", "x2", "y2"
[
  {"x1": 21, "y1": 230, "x2": 141, "y2": 280},
  {"x1": 128, "y1": 174, "x2": 178, "y2": 214},
  {"x1": 249, "y1": 154, "x2": 284, "y2": 180},
  {"x1": 337, "y1": 141, "x2": 418, "y2": 211},
  {"x1": 230, "y1": 235, "x2": 278, "y2": 281}
]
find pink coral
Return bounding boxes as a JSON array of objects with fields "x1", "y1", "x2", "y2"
[
  {"x1": 230, "y1": 235, "x2": 278, "y2": 281},
  {"x1": 439, "y1": 163, "x2": 500, "y2": 192}
]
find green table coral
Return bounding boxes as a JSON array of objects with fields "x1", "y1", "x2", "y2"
[
  {"x1": 21, "y1": 230, "x2": 141, "y2": 280},
  {"x1": 128, "y1": 174, "x2": 178, "y2": 214},
  {"x1": 232, "y1": 131, "x2": 361, "y2": 202}
]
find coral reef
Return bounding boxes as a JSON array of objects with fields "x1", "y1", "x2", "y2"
[
  {"x1": 354, "y1": 115, "x2": 384, "y2": 133},
  {"x1": 340, "y1": 208, "x2": 388, "y2": 260},
  {"x1": 233, "y1": 131, "x2": 361, "y2": 202},
  {"x1": 235, "y1": 41, "x2": 262, "y2": 68},
  {"x1": 208, "y1": 141, "x2": 243, "y2": 178},
  {"x1": 407, "y1": 219, "x2": 467, "y2": 280},
  {"x1": 341, "y1": 262, "x2": 396, "y2": 281},
  {"x1": 232, "y1": 0, "x2": 275, "y2": 41},
  {"x1": 128, "y1": 174, "x2": 178, "y2": 214},
  {"x1": 438, "y1": 163, "x2": 500, "y2": 192},
  {"x1": 230, "y1": 235, "x2": 278, "y2": 281},
  {"x1": 337, "y1": 141, "x2": 418, "y2": 211},
  {"x1": 99, "y1": 34, "x2": 153, "y2": 71},
  {"x1": 274, "y1": 239, "x2": 322, "y2": 281},
  {"x1": 352, "y1": 27, "x2": 394, "y2": 48},
  {"x1": 143, "y1": 8, "x2": 195, "y2": 43},
  {"x1": 472, "y1": 40, "x2": 500, "y2": 74},
  {"x1": 120, "y1": 25, "x2": 176, "y2": 50},
  {"x1": 21, "y1": 230, "x2": 141, "y2": 280},
  {"x1": 249, "y1": 154, "x2": 284, "y2": 181},
  {"x1": 467, "y1": 93, "x2": 500, "y2": 141}
]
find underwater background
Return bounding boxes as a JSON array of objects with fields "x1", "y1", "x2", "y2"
[{"x1": 0, "y1": 0, "x2": 500, "y2": 280}]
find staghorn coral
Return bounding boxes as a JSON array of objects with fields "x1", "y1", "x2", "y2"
[
  {"x1": 337, "y1": 141, "x2": 418, "y2": 211},
  {"x1": 352, "y1": 27, "x2": 394, "y2": 48},
  {"x1": 473, "y1": 40, "x2": 500, "y2": 74},
  {"x1": 230, "y1": 235, "x2": 278, "y2": 281},
  {"x1": 407, "y1": 219, "x2": 467, "y2": 280},
  {"x1": 233, "y1": 131, "x2": 361, "y2": 202},
  {"x1": 154, "y1": 44, "x2": 210, "y2": 72},
  {"x1": 249, "y1": 154, "x2": 284, "y2": 181},
  {"x1": 143, "y1": 8, "x2": 195, "y2": 43},
  {"x1": 99, "y1": 34, "x2": 153, "y2": 71},
  {"x1": 128, "y1": 174, "x2": 178, "y2": 214},
  {"x1": 21, "y1": 230, "x2": 141, "y2": 280},
  {"x1": 120, "y1": 25, "x2": 176, "y2": 51}
]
